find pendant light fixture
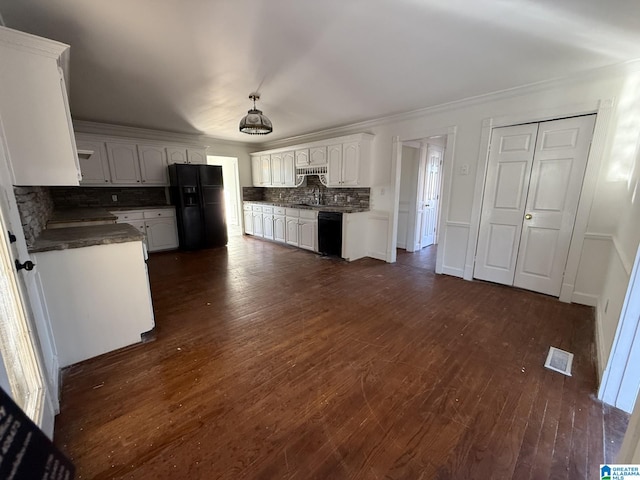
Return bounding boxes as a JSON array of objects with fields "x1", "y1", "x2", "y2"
[{"x1": 239, "y1": 93, "x2": 273, "y2": 135}]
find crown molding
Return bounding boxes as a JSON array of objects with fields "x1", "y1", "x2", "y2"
[
  {"x1": 72, "y1": 119, "x2": 249, "y2": 150},
  {"x1": 0, "y1": 25, "x2": 68, "y2": 58},
  {"x1": 259, "y1": 59, "x2": 640, "y2": 150},
  {"x1": 74, "y1": 58, "x2": 640, "y2": 154}
]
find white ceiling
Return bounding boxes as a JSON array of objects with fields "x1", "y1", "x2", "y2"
[{"x1": 2, "y1": 0, "x2": 640, "y2": 143}]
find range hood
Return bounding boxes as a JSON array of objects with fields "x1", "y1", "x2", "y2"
[{"x1": 296, "y1": 165, "x2": 328, "y2": 186}]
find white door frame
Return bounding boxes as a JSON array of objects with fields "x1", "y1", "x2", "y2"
[
  {"x1": 463, "y1": 99, "x2": 614, "y2": 303},
  {"x1": 0, "y1": 117, "x2": 57, "y2": 436},
  {"x1": 390, "y1": 126, "x2": 457, "y2": 269},
  {"x1": 599, "y1": 243, "x2": 640, "y2": 413}
]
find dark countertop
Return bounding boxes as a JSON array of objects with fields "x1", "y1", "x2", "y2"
[
  {"x1": 48, "y1": 208, "x2": 117, "y2": 225},
  {"x1": 243, "y1": 201, "x2": 369, "y2": 213},
  {"x1": 29, "y1": 224, "x2": 145, "y2": 253},
  {"x1": 110, "y1": 205, "x2": 174, "y2": 212}
]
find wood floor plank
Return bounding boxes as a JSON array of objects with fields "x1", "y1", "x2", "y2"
[{"x1": 52, "y1": 240, "x2": 628, "y2": 479}]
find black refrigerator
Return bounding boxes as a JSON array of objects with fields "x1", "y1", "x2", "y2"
[{"x1": 169, "y1": 164, "x2": 228, "y2": 250}]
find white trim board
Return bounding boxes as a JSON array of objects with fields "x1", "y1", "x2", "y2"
[
  {"x1": 598, "y1": 244, "x2": 640, "y2": 413},
  {"x1": 73, "y1": 120, "x2": 248, "y2": 150},
  {"x1": 388, "y1": 126, "x2": 457, "y2": 269},
  {"x1": 463, "y1": 99, "x2": 614, "y2": 306}
]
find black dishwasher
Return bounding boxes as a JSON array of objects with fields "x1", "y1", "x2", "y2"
[{"x1": 318, "y1": 211, "x2": 343, "y2": 256}]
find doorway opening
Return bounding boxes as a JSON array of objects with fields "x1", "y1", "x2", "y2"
[
  {"x1": 207, "y1": 155, "x2": 242, "y2": 237},
  {"x1": 395, "y1": 136, "x2": 445, "y2": 271}
]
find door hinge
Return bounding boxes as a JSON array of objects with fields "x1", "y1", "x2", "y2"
[{"x1": 7, "y1": 231, "x2": 16, "y2": 243}]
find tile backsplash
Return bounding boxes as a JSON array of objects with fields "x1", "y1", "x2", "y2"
[
  {"x1": 243, "y1": 176, "x2": 370, "y2": 209},
  {"x1": 14, "y1": 186, "x2": 54, "y2": 247},
  {"x1": 50, "y1": 187, "x2": 168, "y2": 208}
]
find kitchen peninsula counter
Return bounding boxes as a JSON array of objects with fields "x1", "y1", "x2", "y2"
[{"x1": 29, "y1": 223, "x2": 144, "y2": 253}]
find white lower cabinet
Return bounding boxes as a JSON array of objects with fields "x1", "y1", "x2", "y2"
[
  {"x1": 244, "y1": 202, "x2": 318, "y2": 253},
  {"x1": 286, "y1": 217, "x2": 299, "y2": 246},
  {"x1": 263, "y1": 214, "x2": 274, "y2": 240},
  {"x1": 299, "y1": 219, "x2": 317, "y2": 251},
  {"x1": 262, "y1": 206, "x2": 274, "y2": 240},
  {"x1": 114, "y1": 208, "x2": 178, "y2": 252},
  {"x1": 145, "y1": 217, "x2": 179, "y2": 251},
  {"x1": 252, "y1": 212, "x2": 264, "y2": 237},
  {"x1": 274, "y1": 215, "x2": 286, "y2": 242},
  {"x1": 243, "y1": 207, "x2": 253, "y2": 235}
]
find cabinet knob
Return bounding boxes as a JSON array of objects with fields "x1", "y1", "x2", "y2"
[
  {"x1": 105, "y1": 180, "x2": 109, "y2": 183},
  {"x1": 137, "y1": 180, "x2": 141, "y2": 183}
]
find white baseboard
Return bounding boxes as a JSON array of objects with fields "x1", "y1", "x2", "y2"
[
  {"x1": 441, "y1": 266, "x2": 464, "y2": 278},
  {"x1": 367, "y1": 250, "x2": 388, "y2": 262},
  {"x1": 572, "y1": 291, "x2": 599, "y2": 307}
]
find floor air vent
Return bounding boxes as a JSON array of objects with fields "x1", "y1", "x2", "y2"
[{"x1": 544, "y1": 346, "x2": 574, "y2": 376}]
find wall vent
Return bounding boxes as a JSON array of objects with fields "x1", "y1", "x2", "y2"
[{"x1": 544, "y1": 346, "x2": 574, "y2": 376}]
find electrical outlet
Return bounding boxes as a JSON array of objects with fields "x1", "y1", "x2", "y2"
[
  {"x1": 347, "y1": 196, "x2": 352, "y2": 202},
  {"x1": 460, "y1": 164, "x2": 469, "y2": 175},
  {"x1": 111, "y1": 194, "x2": 118, "y2": 202},
  {"x1": 380, "y1": 187, "x2": 386, "y2": 195}
]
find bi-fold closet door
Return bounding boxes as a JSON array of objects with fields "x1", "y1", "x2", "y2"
[{"x1": 474, "y1": 115, "x2": 596, "y2": 296}]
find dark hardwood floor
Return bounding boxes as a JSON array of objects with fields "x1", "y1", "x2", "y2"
[{"x1": 54, "y1": 237, "x2": 628, "y2": 479}]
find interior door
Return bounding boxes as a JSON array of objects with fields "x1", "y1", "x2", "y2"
[
  {"x1": 475, "y1": 115, "x2": 595, "y2": 296},
  {"x1": 474, "y1": 123, "x2": 538, "y2": 285},
  {"x1": 513, "y1": 115, "x2": 595, "y2": 295},
  {"x1": 420, "y1": 145, "x2": 443, "y2": 248},
  {"x1": 0, "y1": 154, "x2": 56, "y2": 435}
]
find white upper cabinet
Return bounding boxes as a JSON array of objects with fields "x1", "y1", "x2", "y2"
[
  {"x1": 327, "y1": 144, "x2": 343, "y2": 186},
  {"x1": 295, "y1": 149, "x2": 310, "y2": 167},
  {"x1": 250, "y1": 133, "x2": 373, "y2": 188},
  {"x1": 167, "y1": 147, "x2": 206, "y2": 164},
  {"x1": 138, "y1": 145, "x2": 168, "y2": 185},
  {"x1": 251, "y1": 156, "x2": 262, "y2": 186},
  {"x1": 74, "y1": 134, "x2": 207, "y2": 186},
  {"x1": 260, "y1": 155, "x2": 271, "y2": 186},
  {"x1": 269, "y1": 151, "x2": 295, "y2": 187},
  {"x1": 106, "y1": 142, "x2": 141, "y2": 185},
  {"x1": 326, "y1": 139, "x2": 371, "y2": 187},
  {"x1": 282, "y1": 151, "x2": 295, "y2": 186},
  {"x1": 341, "y1": 141, "x2": 360, "y2": 186},
  {"x1": 167, "y1": 147, "x2": 188, "y2": 164},
  {"x1": 271, "y1": 153, "x2": 284, "y2": 186},
  {"x1": 187, "y1": 148, "x2": 207, "y2": 164},
  {"x1": 310, "y1": 147, "x2": 327, "y2": 166},
  {"x1": 0, "y1": 27, "x2": 81, "y2": 186},
  {"x1": 76, "y1": 139, "x2": 111, "y2": 185}
]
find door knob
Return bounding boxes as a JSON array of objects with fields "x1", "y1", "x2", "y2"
[
  {"x1": 524, "y1": 213, "x2": 532, "y2": 220},
  {"x1": 15, "y1": 259, "x2": 35, "y2": 271}
]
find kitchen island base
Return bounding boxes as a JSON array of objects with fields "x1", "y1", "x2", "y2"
[{"x1": 33, "y1": 240, "x2": 155, "y2": 368}]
